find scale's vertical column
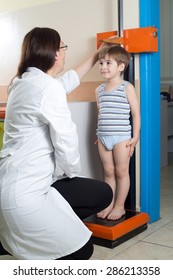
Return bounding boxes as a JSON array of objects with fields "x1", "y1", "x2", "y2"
[
  {"x1": 140, "y1": 0, "x2": 160, "y2": 222},
  {"x1": 117, "y1": 0, "x2": 123, "y2": 37},
  {"x1": 124, "y1": 54, "x2": 136, "y2": 211},
  {"x1": 118, "y1": 0, "x2": 136, "y2": 210}
]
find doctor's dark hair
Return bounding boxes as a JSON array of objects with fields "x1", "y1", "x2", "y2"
[
  {"x1": 16, "y1": 27, "x2": 61, "y2": 77},
  {"x1": 99, "y1": 45, "x2": 130, "y2": 74}
]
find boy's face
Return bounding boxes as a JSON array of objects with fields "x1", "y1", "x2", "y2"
[{"x1": 99, "y1": 54, "x2": 125, "y2": 79}]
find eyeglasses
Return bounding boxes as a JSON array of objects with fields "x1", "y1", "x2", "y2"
[{"x1": 59, "y1": 45, "x2": 68, "y2": 51}]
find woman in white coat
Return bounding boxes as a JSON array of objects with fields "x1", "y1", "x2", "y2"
[{"x1": 0, "y1": 27, "x2": 113, "y2": 260}]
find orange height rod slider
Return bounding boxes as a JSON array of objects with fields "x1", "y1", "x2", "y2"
[{"x1": 97, "y1": 26, "x2": 158, "y2": 53}]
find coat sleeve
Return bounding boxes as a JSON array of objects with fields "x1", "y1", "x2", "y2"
[
  {"x1": 39, "y1": 79, "x2": 81, "y2": 178},
  {"x1": 57, "y1": 70, "x2": 80, "y2": 94}
]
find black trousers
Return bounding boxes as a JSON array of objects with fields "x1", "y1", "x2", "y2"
[{"x1": 51, "y1": 176, "x2": 113, "y2": 260}]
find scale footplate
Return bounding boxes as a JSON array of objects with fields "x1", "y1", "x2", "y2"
[{"x1": 83, "y1": 210, "x2": 149, "y2": 248}]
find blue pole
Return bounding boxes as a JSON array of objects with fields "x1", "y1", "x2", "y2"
[{"x1": 140, "y1": 0, "x2": 160, "y2": 222}]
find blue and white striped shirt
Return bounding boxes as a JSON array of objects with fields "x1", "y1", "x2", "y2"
[{"x1": 96, "y1": 81, "x2": 131, "y2": 136}]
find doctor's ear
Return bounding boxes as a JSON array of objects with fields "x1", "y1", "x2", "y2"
[{"x1": 55, "y1": 51, "x2": 59, "y2": 61}]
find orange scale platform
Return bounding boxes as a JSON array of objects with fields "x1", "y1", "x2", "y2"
[{"x1": 83, "y1": 210, "x2": 150, "y2": 248}]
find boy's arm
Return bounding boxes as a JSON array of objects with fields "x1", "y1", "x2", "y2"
[
  {"x1": 126, "y1": 83, "x2": 140, "y2": 156},
  {"x1": 95, "y1": 86, "x2": 99, "y2": 109},
  {"x1": 94, "y1": 87, "x2": 100, "y2": 144}
]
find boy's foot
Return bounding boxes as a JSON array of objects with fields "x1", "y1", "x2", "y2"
[
  {"x1": 97, "y1": 201, "x2": 114, "y2": 219},
  {"x1": 107, "y1": 208, "x2": 125, "y2": 220}
]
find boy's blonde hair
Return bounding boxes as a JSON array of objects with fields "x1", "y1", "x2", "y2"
[{"x1": 99, "y1": 45, "x2": 130, "y2": 74}]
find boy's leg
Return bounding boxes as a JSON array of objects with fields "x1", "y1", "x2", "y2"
[
  {"x1": 107, "y1": 139, "x2": 130, "y2": 220},
  {"x1": 97, "y1": 139, "x2": 116, "y2": 219}
]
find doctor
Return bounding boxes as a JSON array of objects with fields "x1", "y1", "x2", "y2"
[{"x1": 0, "y1": 27, "x2": 112, "y2": 260}]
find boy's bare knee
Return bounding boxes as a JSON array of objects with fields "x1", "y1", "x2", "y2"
[
  {"x1": 104, "y1": 165, "x2": 115, "y2": 177},
  {"x1": 115, "y1": 167, "x2": 128, "y2": 179}
]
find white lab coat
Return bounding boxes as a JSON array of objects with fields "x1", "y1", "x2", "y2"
[{"x1": 0, "y1": 68, "x2": 91, "y2": 259}]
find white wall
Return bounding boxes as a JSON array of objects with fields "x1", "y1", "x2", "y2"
[
  {"x1": 160, "y1": 0, "x2": 173, "y2": 87},
  {"x1": 0, "y1": 0, "x2": 139, "y2": 181},
  {"x1": 0, "y1": 0, "x2": 117, "y2": 84},
  {"x1": 0, "y1": 0, "x2": 59, "y2": 13},
  {"x1": 0, "y1": 0, "x2": 139, "y2": 84}
]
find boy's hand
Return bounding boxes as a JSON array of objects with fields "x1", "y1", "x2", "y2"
[{"x1": 126, "y1": 137, "x2": 138, "y2": 157}]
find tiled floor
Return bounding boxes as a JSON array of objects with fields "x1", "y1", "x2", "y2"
[{"x1": 0, "y1": 155, "x2": 173, "y2": 260}]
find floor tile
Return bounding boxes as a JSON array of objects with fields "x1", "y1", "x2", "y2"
[
  {"x1": 133, "y1": 218, "x2": 171, "y2": 241},
  {"x1": 110, "y1": 242, "x2": 173, "y2": 260},
  {"x1": 142, "y1": 222, "x2": 173, "y2": 248}
]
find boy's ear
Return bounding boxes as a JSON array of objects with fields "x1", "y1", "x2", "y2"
[{"x1": 119, "y1": 63, "x2": 125, "y2": 72}]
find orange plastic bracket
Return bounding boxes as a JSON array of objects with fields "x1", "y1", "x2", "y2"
[
  {"x1": 97, "y1": 26, "x2": 158, "y2": 53},
  {"x1": 97, "y1": 31, "x2": 118, "y2": 49}
]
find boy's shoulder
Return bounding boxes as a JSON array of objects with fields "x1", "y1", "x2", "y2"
[
  {"x1": 124, "y1": 80, "x2": 134, "y2": 89},
  {"x1": 95, "y1": 83, "x2": 105, "y2": 93}
]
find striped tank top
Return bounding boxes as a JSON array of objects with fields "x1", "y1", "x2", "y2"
[{"x1": 96, "y1": 81, "x2": 131, "y2": 136}]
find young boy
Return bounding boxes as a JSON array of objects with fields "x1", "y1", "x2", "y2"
[{"x1": 95, "y1": 45, "x2": 140, "y2": 220}]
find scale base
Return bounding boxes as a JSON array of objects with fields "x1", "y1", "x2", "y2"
[{"x1": 83, "y1": 210, "x2": 149, "y2": 248}]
